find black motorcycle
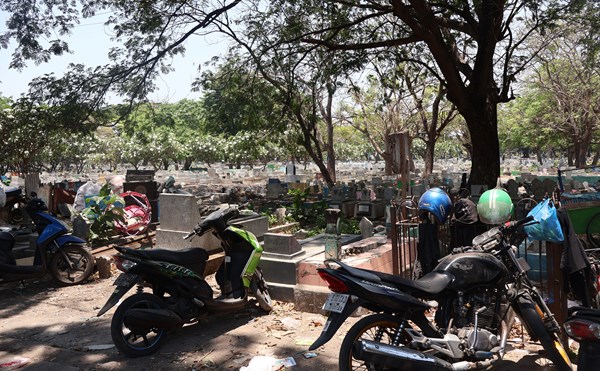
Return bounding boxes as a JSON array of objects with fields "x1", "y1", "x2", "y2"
[
  {"x1": 564, "y1": 306, "x2": 600, "y2": 371},
  {"x1": 310, "y1": 215, "x2": 572, "y2": 371},
  {"x1": 97, "y1": 207, "x2": 272, "y2": 357}
]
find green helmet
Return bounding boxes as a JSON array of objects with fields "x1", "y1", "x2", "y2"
[{"x1": 477, "y1": 188, "x2": 514, "y2": 225}]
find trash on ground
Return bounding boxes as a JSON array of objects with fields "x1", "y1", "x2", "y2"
[
  {"x1": 303, "y1": 352, "x2": 318, "y2": 359},
  {"x1": 0, "y1": 357, "x2": 31, "y2": 369},
  {"x1": 279, "y1": 317, "x2": 301, "y2": 330},
  {"x1": 273, "y1": 357, "x2": 296, "y2": 368},
  {"x1": 239, "y1": 355, "x2": 277, "y2": 371}
]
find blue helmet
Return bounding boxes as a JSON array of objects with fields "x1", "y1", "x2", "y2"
[{"x1": 418, "y1": 187, "x2": 452, "y2": 224}]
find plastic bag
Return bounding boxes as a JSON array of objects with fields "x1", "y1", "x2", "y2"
[
  {"x1": 523, "y1": 198, "x2": 564, "y2": 243},
  {"x1": 73, "y1": 181, "x2": 101, "y2": 211}
]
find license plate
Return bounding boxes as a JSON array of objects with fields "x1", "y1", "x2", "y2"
[
  {"x1": 114, "y1": 273, "x2": 137, "y2": 287},
  {"x1": 323, "y1": 293, "x2": 349, "y2": 313}
]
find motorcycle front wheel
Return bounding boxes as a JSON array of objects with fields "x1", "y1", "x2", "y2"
[
  {"x1": 339, "y1": 313, "x2": 406, "y2": 371},
  {"x1": 517, "y1": 295, "x2": 572, "y2": 371},
  {"x1": 111, "y1": 293, "x2": 168, "y2": 357},
  {"x1": 49, "y1": 244, "x2": 95, "y2": 285},
  {"x1": 250, "y1": 267, "x2": 273, "y2": 312}
]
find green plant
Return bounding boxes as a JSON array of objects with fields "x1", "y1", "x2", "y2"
[
  {"x1": 81, "y1": 184, "x2": 126, "y2": 245},
  {"x1": 339, "y1": 217, "x2": 361, "y2": 235},
  {"x1": 287, "y1": 188, "x2": 327, "y2": 228}
]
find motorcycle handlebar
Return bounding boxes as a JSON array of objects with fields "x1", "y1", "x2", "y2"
[
  {"x1": 502, "y1": 215, "x2": 535, "y2": 232},
  {"x1": 472, "y1": 215, "x2": 535, "y2": 253}
]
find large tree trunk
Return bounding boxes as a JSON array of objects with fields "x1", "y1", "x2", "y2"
[
  {"x1": 324, "y1": 84, "x2": 336, "y2": 184},
  {"x1": 461, "y1": 98, "x2": 500, "y2": 189},
  {"x1": 424, "y1": 140, "x2": 435, "y2": 176}
]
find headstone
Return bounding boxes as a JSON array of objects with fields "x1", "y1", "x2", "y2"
[
  {"x1": 274, "y1": 208, "x2": 287, "y2": 225},
  {"x1": 72, "y1": 215, "x2": 89, "y2": 240},
  {"x1": 266, "y1": 183, "x2": 284, "y2": 199},
  {"x1": 359, "y1": 217, "x2": 374, "y2": 238},
  {"x1": 331, "y1": 186, "x2": 343, "y2": 201},
  {"x1": 543, "y1": 178, "x2": 556, "y2": 194},
  {"x1": 263, "y1": 233, "x2": 302, "y2": 255},
  {"x1": 506, "y1": 179, "x2": 519, "y2": 199}
]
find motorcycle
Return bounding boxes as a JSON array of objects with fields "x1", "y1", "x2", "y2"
[
  {"x1": 0, "y1": 195, "x2": 96, "y2": 285},
  {"x1": 564, "y1": 306, "x2": 600, "y2": 371},
  {"x1": 97, "y1": 206, "x2": 273, "y2": 357},
  {"x1": 309, "y1": 215, "x2": 572, "y2": 371}
]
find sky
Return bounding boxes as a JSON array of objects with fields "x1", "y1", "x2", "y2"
[{"x1": 0, "y1": 11, "x2": 228, "y2": 104}]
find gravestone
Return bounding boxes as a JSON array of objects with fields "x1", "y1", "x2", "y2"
[
  {"x1": 266, "y1": 182, "x2": 284, "y2": 199},
  {"x1": 263, "y1": 233, "x2": 303, "y2": 256},
  {"x1": 156, "y1": 193, "x2": 221, "y2": 251},
  {"x1": 506, "y1": 179, "x2": 519, "y2": 199},
  {"x1": 359, "y1": 217, "x2": 374, "y2": 238},
  {"x1": 543, "y1": 178, "x2": 556, "y2": 194}
]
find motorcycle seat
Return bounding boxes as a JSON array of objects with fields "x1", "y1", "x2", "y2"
[
  {"x1": 119, "y1": 247, "x2": 209, "y2": 266},
  {"x1": 332, "y1": 259, "x2": 453, "y2": 295},
  {"x1": 569, "y1": 306, "x2": 600, "y2": 319}
]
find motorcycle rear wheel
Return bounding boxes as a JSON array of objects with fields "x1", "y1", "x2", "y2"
[
  {"x1": 250, "y1": 267, "x2": 273, "y2": 312},
  {"x1": 517, "y1": 295, "x2": 572, "y2": 371},
  {"x1": 49, "y1": 244, "x2": 95, "y2": 285},
  {"x1": 339, "y1": 313, "x2": 406, "y2": 371},
  {"x1": 111, "y1": 293, "x2": 168, "y2": 357}
]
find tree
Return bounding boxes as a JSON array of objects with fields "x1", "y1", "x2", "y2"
[
  {"x1": 0, "y1": 0, "x2": 243, "y2": 119},
  {"x1": 1, "y1": 1, "x2": 591, "y2": 187},
  {"x1": 341, "y1": 61, "x2": 457, "y2": 176},
  {"x1": 298, "y1": 0, "x2": 587, "y2": 187},
  {"x1": 528, "y1": 24, "x2": 600, "y2": 168},
  {"x1": 198, "y1": 55, "x2": 287, "y2": 136},
  {"x1": 210, "y1": 3, "x2": 372, "y2": 185}
]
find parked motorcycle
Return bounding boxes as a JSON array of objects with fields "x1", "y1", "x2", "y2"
[
  {"x1": 97, "y1": 206, "x2": 273, "y2": 357},
  {"x1": 564, "y1": 306, "x2": 600, "y2": 371},
  {"x1": 309, "y1": 215, "x2": 572, "y2": 371},
  {"x1": 0, "y1": 196, "x2": 96, "y2": 285}
]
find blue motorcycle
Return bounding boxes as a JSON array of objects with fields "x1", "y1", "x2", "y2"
[{"x1": 0, "y1": 195, "x2": 96, "y2": 285}]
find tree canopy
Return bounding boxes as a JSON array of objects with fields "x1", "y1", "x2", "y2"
[{"x1": 1, "y1": 0, "x2": 598, "y2": 186}]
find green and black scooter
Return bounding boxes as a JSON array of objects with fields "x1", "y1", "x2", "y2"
[{"x1": 97, "y1": 207, "x2": 272, "y2": 357}]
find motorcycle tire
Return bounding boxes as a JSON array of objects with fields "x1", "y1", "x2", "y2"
[
  {"x1": 49, "y1": 244, "x2": 95, "y2": 285},
  {"x1": 111, "y1": 293, "x2": 168, "y2": 357},
  {"x1": 339, "y1": 313, "x2": 405, "y2": 371},
  {"x1": 516, "y1": 295, "x2": 572, "y2": 371},
  {"x1": 250, "y1": 267, "x2": 273, "y2": 312}
]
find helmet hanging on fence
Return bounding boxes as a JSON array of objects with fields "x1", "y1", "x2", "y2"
[
  {"x1": 477, "y1": 188, "x2": 513, "y2": 225},
  {"x1": 418, "y1": 187, "x2": 452, "y2": 224}
]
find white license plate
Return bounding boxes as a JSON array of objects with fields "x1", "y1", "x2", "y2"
[{"x1": 323, "y1": 293, "x2": 349, "y2": 313}]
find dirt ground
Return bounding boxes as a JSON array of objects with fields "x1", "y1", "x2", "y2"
[{"x1": 0, "y1": 272, "x2": 576, "y2": 371}]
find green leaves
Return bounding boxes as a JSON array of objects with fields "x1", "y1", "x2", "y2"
[{"x1": 81, "y1": 184, "x2": 126, "y2": 245}]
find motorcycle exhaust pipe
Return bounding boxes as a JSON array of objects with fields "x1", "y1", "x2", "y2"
[
  {"x1": 354, "y1": 339, "x2": 453, "y2": 370},
  {"x1": 355, "y1": 340, "x2": 496, "y2": 371},
  {"x1": 124, "y1": 309, "x2": 183, "y2": 330}
]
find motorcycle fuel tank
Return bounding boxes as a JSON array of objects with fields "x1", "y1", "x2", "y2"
[{"x1": 433, "y1": 252, "x2": 509, "y2": 291}]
